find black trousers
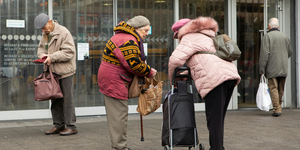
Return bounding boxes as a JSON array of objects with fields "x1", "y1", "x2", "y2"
[{"x1": 204, "y1": 80, "x2": 237, "y2": 150}]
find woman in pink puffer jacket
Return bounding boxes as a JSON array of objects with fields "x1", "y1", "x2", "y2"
[{"x1": 169, "y1": 17, "x2": 241, "y2": 150}]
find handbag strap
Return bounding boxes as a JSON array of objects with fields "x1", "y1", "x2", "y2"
[
  {"x1": 194, "y1": 51, "x2": 215, "y2": 55},
  {"x1": 42, "y1": 64, "x2": 48, "y2": 78},
  {"x1": 154, "y1": 73, "x2": 160, "y2": 81},
  {"x1": 150, "y1": 77, "x2": 154, "y2": 85},
  {"x1": 43, "y1": 64, "x2": 47, "y2": 72},
  {"x1": 147, "y1": 74, "x2": 160, "y2": 86},
  {"x1": 260, "y1": 74, "x2": 267, "y2": 83},
  {"x1": 43, "y1": 64, "x2": 54, "y2": 79}
]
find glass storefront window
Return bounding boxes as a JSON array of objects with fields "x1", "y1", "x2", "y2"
[
  {"x1": 0, "y1": 0, "x2": 294, "y2": 121},
  {"x1": 117, "y1": 0, "x2": 174, "y2": 105},
  {"x1": 51, "y1": 0, "x2": 174, "y2": 107},
  {"x1": 179, "y1": 0, "x2": 226, "y2": 103},
  {"x1": 180, "y1": 0, "x2": 226, "y2": 33},
  {"x1": 53, "y1": 0, "x2": 113, "y2": 107},
  {"x1": 0, "y1": 0, "x2": 48, "y2": 111}
]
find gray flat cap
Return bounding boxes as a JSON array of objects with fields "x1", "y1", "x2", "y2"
[
  {"x1": 127, "y1": 15, "x2": 150, "y2": 29},
  {"x1": 34, "y1": 13, "x2": 49, "y2": 29}
]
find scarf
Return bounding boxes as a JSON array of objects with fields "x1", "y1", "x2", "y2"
[{"x1": 135, "y1": 31, "x2": 146, "y2": 61}]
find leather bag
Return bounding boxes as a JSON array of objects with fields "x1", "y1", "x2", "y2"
[
  {"x1": 33, "y1": 65, "x2": 63, "y2": 101},
  {"x1": 128, "y1": 75, "x2": 144, "y2": 99},
  {"x1": 136, "y1": 76, "x2": 164, "y2": 116},
  {"x1": 212, "y1": 33, "x2": 241, "y2": 61},
  {"x1": 195, "y1": 32, "x2": 241, "y2": 61}
]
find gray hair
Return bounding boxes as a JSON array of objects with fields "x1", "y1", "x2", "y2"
[
  {"x1": 269, "y1": 18, "x2": 279, "y2": 28},
  {"x1": 138, "y1": 26, "x2": 146, "y2": 30}
]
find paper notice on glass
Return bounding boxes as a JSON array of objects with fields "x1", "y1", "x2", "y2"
[
  {"x1": 77, "y1": 43, "x2": 89, "y2": 61},
  {"x1": 6, "y1": 20, "x2": 25, "y2": 28},
  {"x1": 143, "y1": 43, "x2": 148, "y2": 57}
]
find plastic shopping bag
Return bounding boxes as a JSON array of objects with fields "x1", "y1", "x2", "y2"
[{"x1": 256, "y1": 74, "x2": 271, "y2": 111}]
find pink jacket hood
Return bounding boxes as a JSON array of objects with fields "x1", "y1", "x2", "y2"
[
  {"x1": 169, "y1": 17, "x2": 241, "y2": 98},
  {"x1": 177, "y1": 17, "x2": 218, "y2": 41}
]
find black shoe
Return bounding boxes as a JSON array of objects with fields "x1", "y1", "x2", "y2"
[{"x1": 272, "y1": 113, "x2": 281, "y2": 117}]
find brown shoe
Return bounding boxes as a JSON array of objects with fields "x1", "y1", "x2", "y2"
[
  {"x1": 45, "y1": 127, "x2": 65, "y2": 135},
  {"x1": 60, "y1": 128, "x2": 78, "y2": 136}
]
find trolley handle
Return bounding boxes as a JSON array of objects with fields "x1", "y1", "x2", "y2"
[
  {"x1": 174, "y1": 67, "x2": 191, "y2": 74},
  {"x1": 172, "y1": 67, "x2": 192, "y2": 85}
]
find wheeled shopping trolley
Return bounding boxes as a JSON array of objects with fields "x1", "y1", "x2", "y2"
[{"x1": 162, "y1": 67, "x2": 204, "y2": 150}]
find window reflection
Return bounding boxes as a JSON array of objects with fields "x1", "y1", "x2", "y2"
[
  {"x1": 180, "y1": 0, "x2": 225, "y2": 33},
  {"x1": 53, "y1": 0, "x2": 113, "y2": 107},
  {"x1": 179, "y1": 0, "x2": 226, "y2": 103},
  {"x1": 0, "y1": 0, "x2": 48, "y2": 111},
  {"x1": 118, "y1": 0, "x2": 174, "y2": 105},
  {"x1": 237, "y1": 0, "x2": 264, "y2": 108}
]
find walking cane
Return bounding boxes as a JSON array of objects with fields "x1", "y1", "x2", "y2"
[{"x1": 140, "y1": 114, "x2": 144, "y2": 141}]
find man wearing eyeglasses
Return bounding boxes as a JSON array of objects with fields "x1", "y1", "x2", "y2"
[
  {"x1": 34, "y1": 13, "x2": 77, "y2": 136},
  {"x1": 97, "y1": 15, "x2": 157, "y2": 150}
]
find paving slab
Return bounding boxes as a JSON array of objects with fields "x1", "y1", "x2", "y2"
[{"x1": 0, "y1": 108, "x2": 299, "y2": 150}]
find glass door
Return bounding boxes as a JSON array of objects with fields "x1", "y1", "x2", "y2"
[{"x1": 237, "y1": 0, "x2": 280, "y2": 109}]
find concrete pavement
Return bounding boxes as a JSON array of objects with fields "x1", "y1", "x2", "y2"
[{"x1": 0, "y1": 108, "x2": 300, "y2": 150}]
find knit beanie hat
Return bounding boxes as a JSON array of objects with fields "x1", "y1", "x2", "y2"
[
  {"x1": 127, "y1": 15, "x2": 150, "y2": 29},
  {"x1": 171, "y1": 18, "x2": 191, "y2": 39}
]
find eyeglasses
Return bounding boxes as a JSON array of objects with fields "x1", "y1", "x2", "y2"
[{"x1": 140, "y1": 29, "x2": 149, "y2": 34}]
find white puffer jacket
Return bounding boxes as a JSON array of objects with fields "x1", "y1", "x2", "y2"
[{"x1": 168, "y1": 17, "x2": 241, "y2": 98}]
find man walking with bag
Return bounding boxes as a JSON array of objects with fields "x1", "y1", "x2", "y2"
[
  {"x1": 98, "y1": 16, "x2": 157, "y2": 150},
  {"x1": 34, "y1": 13, "x2": 77, "y2": 135},
  {"x1": 259, "y1": 18, "x2": 292, "y2": 117}
]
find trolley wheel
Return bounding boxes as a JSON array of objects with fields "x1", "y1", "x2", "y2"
[
  {"x1": 164, "y1": 145, "x2": 169, "y2": 150},
  {"x1": 199, "y1": 143, "x2": 205, "y2": 150}
]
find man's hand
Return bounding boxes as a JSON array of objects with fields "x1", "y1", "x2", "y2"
[
  {"x1": 150, "y1": 68, "x2": 157, "y2": 77},
  {"x1": 39, "y1": 54, "x2": 48, "y2": 59},
  {"x1": 44, "y1": 56, "x2": 52, "y2": 65}
]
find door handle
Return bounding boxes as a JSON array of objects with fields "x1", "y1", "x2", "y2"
[{"x1": 259, "y1": 30, "x2": 264, "y2": 39}]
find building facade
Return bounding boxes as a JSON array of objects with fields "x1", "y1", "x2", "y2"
[{"x1": 0, "y1": 0, "x2": 298, "y2": 121}]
